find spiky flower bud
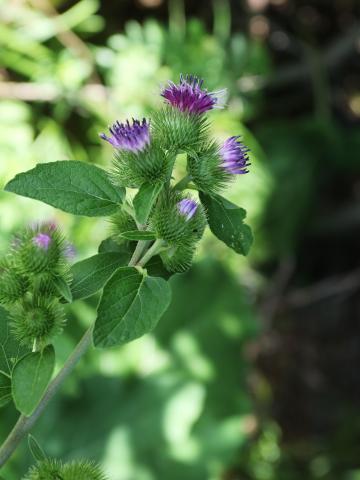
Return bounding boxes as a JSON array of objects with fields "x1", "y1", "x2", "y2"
[
  {"x1": 151, "y1": 190, "x2": 206, "y2": 244},
  {"x1": 187, "y1": 142, "x2": 228, "y2": 194},
  {"x1": 160, "y1": 241, "x2": 197, "y2": 273},
  {"x1": 110, "y1": 208, "x2": 137, "y2": 244},
  {"x1": 151, "y1": 107, "x2": 209, "y2": 153},
  {"x1": 10, "y1": 297, "x2": 65, "y2": 348},
  {"x1": 0, "y1": 258, "x2": 28, "y2": 304},
  {"x1": 23, "y1": 458, "x2": 108, "y2": 480},
  {"x1": 149, "y1": 190, "x2": 206, "y2": 272},
  {"x1": 112, "y1": 142, "x2": 170, "y2": 188},
  {"x1": 15, "y1": 223, "x2": 69, "y2": 276}
]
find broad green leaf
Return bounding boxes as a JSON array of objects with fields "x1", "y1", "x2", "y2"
[
  {"x1": 133, "y1": 182, "x2": 163, "y2": 224},
  {"x1": 71, "y1": 252, "x2": 128, "y2": 300},
  {"x1": 98, "y1": 237, "x2": 133, "y2": 255},
  {"x1": 28, "y1": 434, "x2": 47, "y2": 462},
  {"x1": 120, "y1": 230, "x2": 156, "y2": 241},
  {"x1": 5, "y1": 161, "x2": 124, "y2": 217},
  {"x1": 53, "y1": 276, "x2": 72, "y2": 303},
  {"x1": 200, "y1": 193, "x2": 253, "y2": 255},
  {"x1": 12, "y1": 345, "x2": 55, "y2": 416},
  {"x1": 0, "y1": 306, "x2": 29, "y2": 375},
  {"x1": 0, "y1": 372, "x2": 11, "y2": 408},
  {"x1": 94, "y1": 267, "x2": 172, "y2": 348}
]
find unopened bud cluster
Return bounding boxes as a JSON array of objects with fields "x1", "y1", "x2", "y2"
[
  {"x1": 101, "y1": 74, "x2": 251, "y2": 272},
  {"x1": 0, "y1": 223, "x2": 72, "y2": 349},
  {"x1": 24, "y1": 458, "x2": 107, "y2": 480}
]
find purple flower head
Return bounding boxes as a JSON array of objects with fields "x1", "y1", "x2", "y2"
[
  {"x1": 178, "y1": 198, "x2": 198, "y2": 221},
  {"x1": 220, "y1": 136, "x2": 250, "y2": 175},
  {"x1": 33, "y1": 233, "x2": 52, "y2": 251},
  {"x1": 100, "y1": 118, "x2": 150, "y2": 153},
  {"x1": 161, "y1": 74, "x2": 226, "y2": 115}
]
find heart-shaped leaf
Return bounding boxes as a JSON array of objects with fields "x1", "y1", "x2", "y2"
[
  {"x1": 12, "y1": 345, "x2": 55, "y2": 416},
  {"x1": 71, "y1": 252, "x2": 128, "y2": 300},
  {"x1": 5, "y1": 161, "x2": 124, "y2": 217},
  {"x1": 0, "y1": 306, "x2": 30, "y2": 375},
  {"x1": 94, "y1": 267, "x2": 171, "y2": 348},
  {"x1": 200, "y1": 192, "x2": 253, "y2": 255}
]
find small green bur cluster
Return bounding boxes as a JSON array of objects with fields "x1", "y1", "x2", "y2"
[
  {"x1": 23, "y1": 458, "x2": 107, "y2": 480},
  {"x1": 0, "y1": 223, "x2": 71, "y2": 349}
]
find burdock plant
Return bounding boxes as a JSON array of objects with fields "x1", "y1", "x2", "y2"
[{"x1": 0, "y1": 75, "x2": 253, "y2": 477}]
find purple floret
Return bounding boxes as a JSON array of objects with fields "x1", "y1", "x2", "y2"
[
  {"x1": 220, "y1": 136, "x2": 250, "y2": 175},
  {"x1": 178, "y1": 198, "x2": 198, "y2": 221},
  {"x1": 100, "y1": 118, "x2": 150, "y2": 152},
  {"x1": 161, "y1": 74, "x2": 225, "y2": 115},
  {"x1": 33, "y1": 233, "x2": 52, "y2": 250}
]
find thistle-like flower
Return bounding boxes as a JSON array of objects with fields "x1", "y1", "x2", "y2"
[
  {"x1": 178, "y1": 199, "x2": 198, "y2": 221},
  {"x1": 100, "y1": 118, "x2": 150, "y2": 152},
  {"x1": 161, "y1": 74, "x2": 225, "y2": 115},
  {"x1": 220, "y1": 136, "x2": 250, "y2": 175}
]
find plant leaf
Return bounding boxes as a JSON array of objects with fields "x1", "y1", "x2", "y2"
[
  {"x1": 53, "y1": 276, "x2": 72, "y2": 303},
  {"x1": 28, "y1": 434, "x2": 47, "y2": 462},
  {"x1": 12, "y1": 345, "x2": 55, "y2": 416},
  {"x1": 98, "y1": 237, "x2": 133, "y2": 256},
  {"x1": 0, "y1": 306, "x2": 30, "y2": 375},
  {"x1": 133, "y1": 182, "x2": 163, "y2": 224},
  {"x1": 5, "y1": 161, "x2": 124, "y2": 217},
  {"x1": 71, "y1": 252, "x2": 128, "y2": 300},
  {"x1": 94, "y1": 267, "x2": 172, "y2": 348},
  {"x1": 0, "y1": 372, "x2": 12, "y2": 408},
  {"x1": 200, "y1": 192, "x2": 253, "y2": 255},
  {"x1": 120, "y1": 230, "x2": 156, "y2": 241}
]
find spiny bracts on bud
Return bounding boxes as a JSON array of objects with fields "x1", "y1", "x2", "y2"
[
  {"x1": 151, "y1": 107, "x2": 209, "y2": 153},
  {"x1": 10, "y1": 297, "x2": 65, "y2": 348},
  {"x1": 150, "y1": 190, "x2": 206, "y2": 246},
  {"x1": 160, "y1": 241, "x2": 197, "y2": 273},
  {"x1": 112, "y1": 140, "x2": 170, "y2": 188},
  {"x1": 23, "y1": 458, "x2": 108, "y2": 480},
  {"x1": 0, "y1": 258, "x2": 28, "y2": 304},
  {"x1": 110, "y1": 208, "x2": 137, "y2": 244},
  {"x1": 15, "y1": 223, "x2": 70, "y2": 276},
  {"x1": 187, "y1": 142, "x2": 229, "y2": 194}
]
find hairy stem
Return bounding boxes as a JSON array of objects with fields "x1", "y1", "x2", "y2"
[
  {"x1": 128, "y1": 240, "x2": 150, "y2": 266},
  {"x1": 137, "y1": 239, "x2": 166, "y2": 267},
  {"x1": 0, "y1": 326, "x2": 93, "y2": 468}
]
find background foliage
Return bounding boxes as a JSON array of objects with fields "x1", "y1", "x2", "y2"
[{"x1": 0, "y1": 0, "x2": 359, "y2": 479}]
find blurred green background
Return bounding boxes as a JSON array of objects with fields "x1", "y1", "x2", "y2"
[{"x1": 0, "y1": 0, "x2": 360, "y2": 478}]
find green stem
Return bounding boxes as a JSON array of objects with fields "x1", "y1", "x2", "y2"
[
  {"x1": 128, "y1": 240, "x2": 150, "y2": 266},
  {"x1": 0, "y1": 326, "x2": 94, "y2": 468},
  {"x1": 137, "y1": 239, "x2": 166, "y2": 268}
]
